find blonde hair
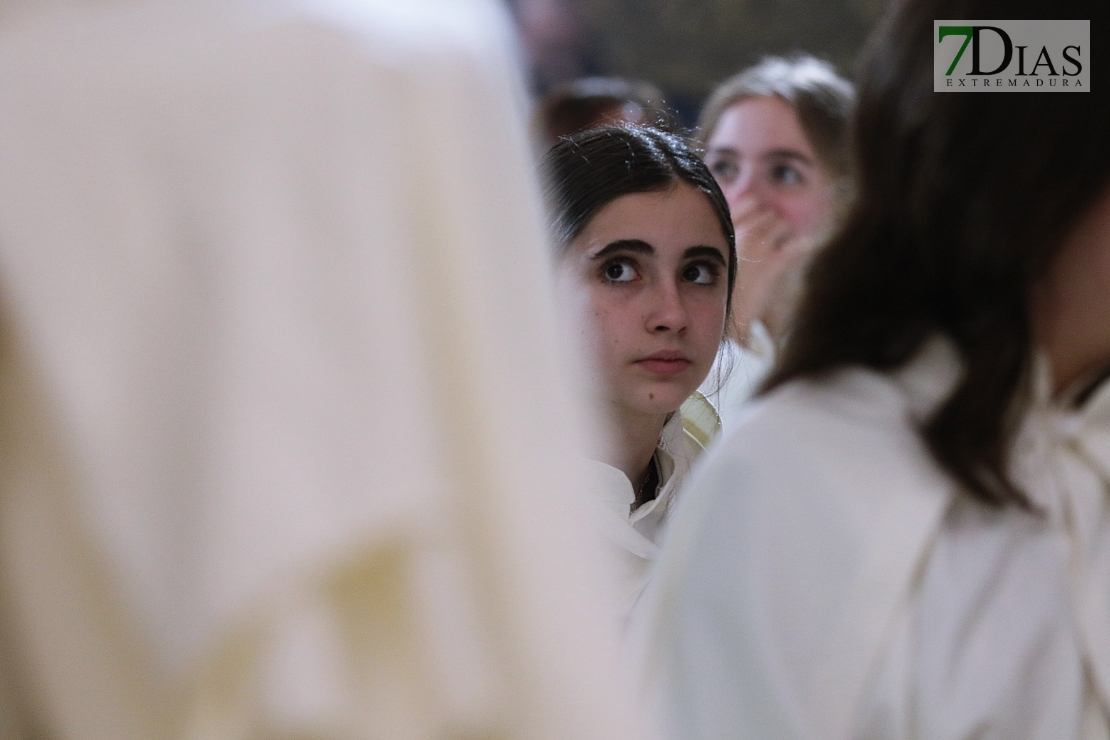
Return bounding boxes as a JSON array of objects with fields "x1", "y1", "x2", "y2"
[{"x1": 698, "y1": 56, "x2": 854, "y2": 181}]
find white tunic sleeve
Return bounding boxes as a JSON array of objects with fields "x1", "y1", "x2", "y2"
[
  {"x1": 852, "y1": 497, "x2": 1093, "y2": 740},
  {"x1": 651, "y1": 340, "x2": 1110, "y2": 740},
  {"x1": 0, "y1": 2, "x2": 642, "y2": 738},
  {"x1": 650, "y1": 360, "x2": 953, "y2": 740}
]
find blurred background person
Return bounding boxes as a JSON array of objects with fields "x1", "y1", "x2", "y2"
[
  {"x1": 697, "y1": 56, "x2": 854, "y2": 424},
  {"x1": 649, "y1": 0, "x2": 1110, "y2": 737},
  {"x1": 534, "y1": 76, "x2": 674, "y2": 148},
  {"x1": 508, "y1": 0, "x2": 882, "y2": 128},
  {"x1": 510, "y1": 0, "x2": 593, "y2": 94},
  {"x1": 543, "y1": 126, "x2": 734, "y2": 617},
  {"x1": 0, "y1": 1, "x2": 646, "y2": 738}
]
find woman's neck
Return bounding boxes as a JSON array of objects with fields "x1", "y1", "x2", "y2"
[
  {"x1": 602, "y1": 406, "x2": 669, "y2": 493},
  {"x1": 1032, "y1": 187, "x2": 1110, "y2": 396}
]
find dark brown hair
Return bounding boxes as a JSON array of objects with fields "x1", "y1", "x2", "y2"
[
  {"x1": 541, "y1": 125, "x2": 737, "y2": 304},
  {"x1": 697, "y1": 55, "x2": 855, "y2": 182},
  {"x1": 763, "y1": 0, "x2": 1110, "y2": 507}
]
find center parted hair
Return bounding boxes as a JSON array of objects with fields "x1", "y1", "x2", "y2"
[
  {"x1": 697, "y1": 55, "x2": 856, "y2": 184},
  {"x1": 764, "y1": 0, "x2": 1110, "y2": 507},
  {"x1": 540, "y1": 125, "x2": 737, "y2": 307}
]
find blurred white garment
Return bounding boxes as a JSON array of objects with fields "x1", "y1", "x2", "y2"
[
  {"x1": 699, "y1": 321, "x2": 774, "y2": 429},
  {"x1": 0, "y1": 2, "x2": 642, "y2": 739},
  {"x1": 650, "y1": 336, "x2": 1110, "y2": 740},
  {"x1": 592, "y1": 393, "x2": 719, "y2": 616}
]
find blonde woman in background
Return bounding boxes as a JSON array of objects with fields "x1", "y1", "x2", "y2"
[{"x1": 697, "y1": 56, "x2": 854, "y2": 425}]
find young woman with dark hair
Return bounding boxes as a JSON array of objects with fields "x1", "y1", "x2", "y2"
[
  {"x1": 695, "y1": 56, "x2": 855, "y2": 423},
  {"x1": 542, "y1": 125, "x2": 736, "y2": 613},
  {"x1": 651, "y1": 0, "x2": 1110, "y2": 736}
]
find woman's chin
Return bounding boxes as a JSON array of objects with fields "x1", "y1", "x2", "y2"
[{"x1": 627, "y1": 387, "x2": 694, "y2": 417}]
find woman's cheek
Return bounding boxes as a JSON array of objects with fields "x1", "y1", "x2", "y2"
[
  {"x1": 582, "y1": 296, "x2": 627, "y2": 369},
  {"x1": 690, "y1": 294, "x2": 729, "y2": 363},
  {"x1": 787, "y1": 189, "x2": 836, "y2": 238}
]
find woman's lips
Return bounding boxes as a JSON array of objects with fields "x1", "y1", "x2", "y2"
[{"x1": 636, "y1": 352, "x2": 692, "y2": 376}]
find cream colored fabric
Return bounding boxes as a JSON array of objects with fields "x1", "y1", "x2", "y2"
[
  {"x1": 593, "y1": 393, "x2": 720, "y2": 616},
  {"x1": 699, "y1": 321, "x2": 775, "y2": 430},
  {"x1": 651, "y1": 336, "x2": 1110, "y2": 740},
  {"x1": 0, "y1": 2, "x2": 640, "y2": 739}
]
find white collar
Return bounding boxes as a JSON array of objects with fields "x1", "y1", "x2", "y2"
[{"x1": 888, "y1": 334, "x2": 964, "y2": 425}]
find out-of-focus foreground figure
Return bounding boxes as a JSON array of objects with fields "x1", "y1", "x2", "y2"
[
  {"x1": 0, "y1": 1, "x2": 640, "y2": 739},
  {"x1": 650, "y1": 0, "x2": 1110, "y2": 737}
]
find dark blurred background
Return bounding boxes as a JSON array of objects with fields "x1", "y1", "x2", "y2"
[{"x1": 509, "y1": 0, "x2": 890, "y2": 126}]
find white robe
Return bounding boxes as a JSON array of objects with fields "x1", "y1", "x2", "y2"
[
  {"x1": 0, "y1": 2, "x2": 642, "y2": 738},
  {"x1": 699, "y1": 321, "x2": 775, "y2": 429},
  {"x1": 649, "y1": 336, "x2": 1110, "y2": 740},
  {"x1": 593, "y1": 393, "x2": 720, "y2": 615}
]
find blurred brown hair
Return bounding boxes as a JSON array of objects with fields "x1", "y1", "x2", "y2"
[{"x1": 764, "y1": 0, "x2": 1110, "y2": 507}]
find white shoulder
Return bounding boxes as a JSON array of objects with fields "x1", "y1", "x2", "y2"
[{"x1": 651, "y1": 365, "x2": 955, "y2": 740}]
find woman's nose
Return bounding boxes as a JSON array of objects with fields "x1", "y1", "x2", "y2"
[
  {"x1": 725, "y1": 170, "x2": 763, "y2": 209},
  {"x1": 645, "y1": 280, "x2": 689, "y2": 333}
]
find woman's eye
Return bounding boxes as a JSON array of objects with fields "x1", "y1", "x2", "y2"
[
  {"x1": 602, "y1": 260, "x2": 638, "y2": 283},
  {"x1": 682, "y1": 263, "x2": 718, "y2": 285},
  {"x1": 770, "y1": 164, "x2": 803, "y2": 186},
  {"x1": 709, "y1": 159, "x2": 739, "y2": 183}
]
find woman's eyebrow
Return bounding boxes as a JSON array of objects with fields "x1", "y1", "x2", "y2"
[
  {"x1": 684, "y1": 245, "x2": 728, "y2": 263},
  {"x1": 589, "y1": 239, "x2": 654, "y2": 259},
  {"x1": 707, "y1": 146, "x2": 739, "y2": 159},
  {"x1": 762, "y1": 148, "x2": 814, "y2": 165}
]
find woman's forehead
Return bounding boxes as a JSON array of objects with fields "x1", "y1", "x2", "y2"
[
  {"x1": 708, "y1": 96, "x2": 814, "y2": 159},
  {"x1": 571, "y1": 185, "x2": 730, "y2": 256}
]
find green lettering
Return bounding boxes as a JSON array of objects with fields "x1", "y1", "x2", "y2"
[{"x1": 939, "y1": 26, "x2": 974, "y2": 76}]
